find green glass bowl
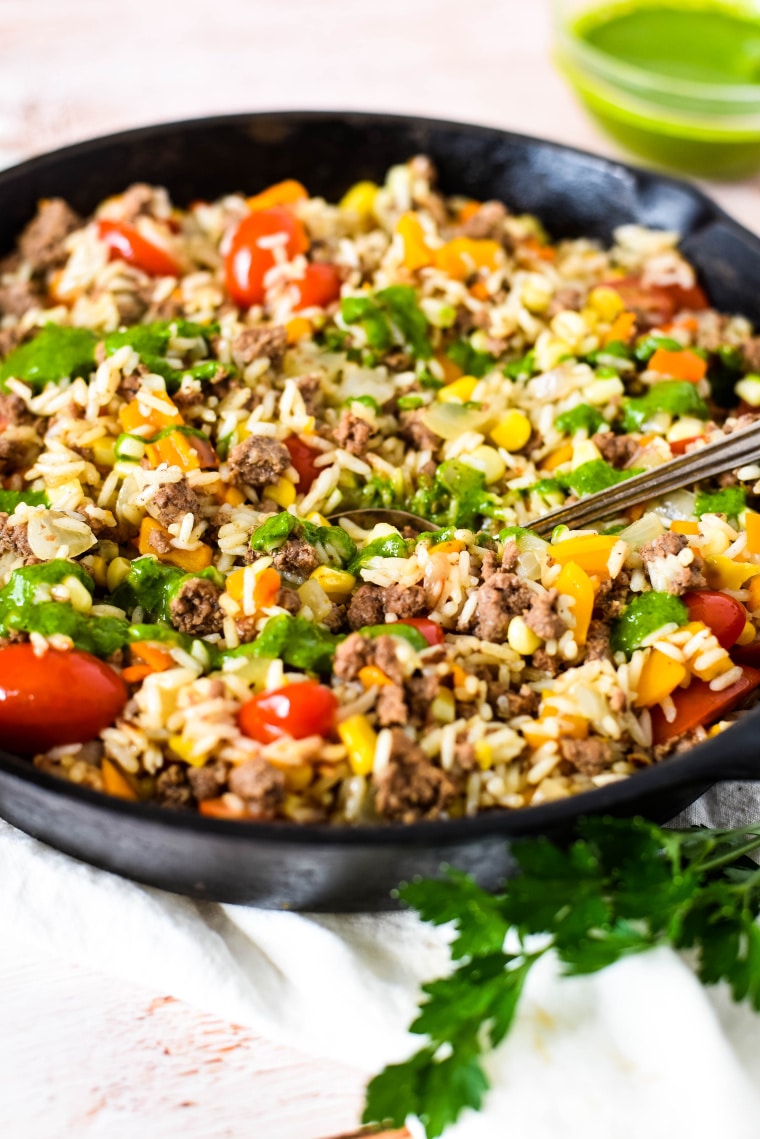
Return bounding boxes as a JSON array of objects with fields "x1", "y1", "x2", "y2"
[{"x1": 552, "y1": 0, "x2": 760, "y2": 177}]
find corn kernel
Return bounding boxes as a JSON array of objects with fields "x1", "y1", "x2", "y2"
[
  {"x1": 438, "y1": 375, "x2": 478, "y2": 403},
  {"x1": 431, "y1": 688, "x2": 456, "y2": 723},
  {"x1": 92, "y1": 437, "x2": 116, "y2": 467},
  {"x1": 475, "y1": 739, "x2": 494, "y2": 770},
  {"x1": 533, "y1": 330, "x2": 573, "y2": 372},
  {"x1": 339, "y1": 180, "x2": 379, "y2": 222},
  {"x1": 460, "y1": 444, "x2": 506, "y2": 485},
  {"x1": 520, "y1": 273, "x2": 553, "y2": 314},
  {"x1": 310, "y1": 566, "x2": 356, "y2": 600},
  {"x1": 490, "y1": 410, "x2": 532, "y2": 453},
  {"x1": 263, "y1": 476, "x2": 296, "y2": 508},
  {"x1": 84, "y1": 556, "x2": 108, "y2": 589},
  {"x1": 588, "y1": 286, "x2": 625, "y2": 322},
  {"x1": 550, "y1": 310, "x2": 588, "y2": 351},
  {"x1": 168, "y1": 735, "x2": 210, "y2": 767},
  {"x1": 507, "y1": 615, "x2": 542, "y2": 655},
  {"x1": 338, "y1": 714, "x2": 377, "y2": 776},
  {"x1": 106, "y1": 556, "x2": 132, "y2": 592},
  {"x1": 738, "y1": 620, "x2": 757, "y2": 646},
  {"x1": 284, "y1": 763, "x2": 313, "y2": 792},
  {"x1": 306, "y1": 511, "x2": 329, "y2": 527},
  {"x1": 62, "y1": 575, "x2": 92, "y2": 614}
]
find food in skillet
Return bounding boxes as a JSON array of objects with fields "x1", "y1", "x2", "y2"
[{"x1": 1, "y1": 160, "x2": 760, "y2": 823}]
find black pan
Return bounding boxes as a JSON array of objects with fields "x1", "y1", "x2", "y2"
[{"x1": 1, "y1": 111, "x2": 760, "y2": 911}]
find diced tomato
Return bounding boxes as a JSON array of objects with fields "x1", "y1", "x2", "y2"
[
  {"x1": 238, "y1": 681, "x2": 337, "y2": 744},
  {"x1": 285, "y1": 435, "x2": 322, "y2": 491},
  {"x1": 604, "y1": 274, "x2": 708, "y2": 327},
  {"x1": 292, "y1": 263, "x2": 342, "y2": 311},
  {"x1": 650, "y1": 666, "x2": 760, "y2": 744},
  {"x1": 97, "y1": 219, "x2": 180, "y2": 277},
  {"x1": 397, "y1": 617, "x2": 445, "y2": 646},
  {"x1": 224, "y1": 206, "x2": 309, "y2": 308},
  {"x1": 0, "y1": 645, "x2": 128, "y2": 754},
  {"x1": 683, "y1": 590, "x2": 747, "y2": 650},
  {"x1": 670, "y1": 436, "x2": 704, "y2": 456}
]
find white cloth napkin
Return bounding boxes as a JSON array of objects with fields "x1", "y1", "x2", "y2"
[{"x1": 4, "y1": 784, "x2": 760, "y2": 1139}]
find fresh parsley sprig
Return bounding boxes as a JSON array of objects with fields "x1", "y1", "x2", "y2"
[{"x1": 363, "y1": 817, "x2": 760, "y2": 1138}]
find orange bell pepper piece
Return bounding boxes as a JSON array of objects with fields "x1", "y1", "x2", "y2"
[
  {"x1": 541, "y1": 442, "x2": 574, "y2": 472},
  {"x1": 118, "y1": 394, "x2": 183, "y2": 434},
  {"x1": 647, "y1": 348, "x2": 707, "y2": 383},
  {"x1": 254, "y1": 566, "x2": 281, "y2": 609},
  {"x1": 434, "y1": 350, "x2": 463, "y2": 385},
  {"x1": 121, "y1": 664, "x2": 154, "y2": 684},
  {"x1": 671, "y1": 519, "x2": 700, "y2": 536},
  {"x1": 604, "y1": 311, "x2": 636, "y2": 345},
  {"x1": 634, "y1": 649, "x2": 689, "y2": 708},
  {"x1": 138, "y1": 517, "x2": 213, "y2": 571},
  {"x1": 358, "y1": 665, "x2": 393, "y2": 689},
  {"x1": 248, "y1": 179, "x2": 308, "y2": 213},
  {"x1": 457, "y1": 200, "x2": 481, "y2": 223},
  {"x1": 746, "y1": 511, "x2": 760, "y2": 556},
  {"x1": 435, "y1": 238, "x2": 501, "y2": 281},
  {"x1": 199, "y1": 797, "x2": 252, "y2": 820},
  {"x1": 130, "y1": 642, "x2": 174, "y2": 672},
  {"x1": 146, "y1": 430, "x2": 201, "y2": 472},
  {"x1": 555, "y1": 561, "x2": 594, "y2": 646},
  {"x1": 101, "y1": 759, "x2": 139, "y2": 801},
  {"x1": 550, "y1": 534, "x2": 619, "y2": 577}
]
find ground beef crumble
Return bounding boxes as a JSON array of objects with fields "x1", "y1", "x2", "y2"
[
  {"x1": 270, "y1": 535, "x2": 320, "y2": 582},
  {"x1": 155, "y1": 764, "x2": 193, "y2": 809},
  {"x1": 231, "y1": 326, "x2": 287, "y2": 370},
  {"x1": 474, "y1": 575, "x2": 566, "y2": 643},
  {"x1": 382, "y1": 583, "x2": 428, "y2": 619},
  {"x1": 187, "y1": 760, "x2": 230, "y2": 801},
  {"x1": 560, "y1": 736, "x2": 614, "y2": 775},
  {"x1": 227, "y1": 436, "x2": 290, "y2": 488},
  {"x1": 228, "y1": 759, "x2": 285, "y2": 818},
  {"x1": 347, "y1": 583, "x2": 386, "y2": 630},
  {"x1": 0, "y1": 514, "x2": 38, "y2": 563},
  {"x1": 592, "y1": 432, "x2": 640, "y2": 469},
  {"x1": 19, "y1": 198, "x2": 80, "y2": 272},
  {"x1": 374, "y1": 728, "x2": 457, "y2": 822},
  {"x1": 333, "y1": 409, "x2": 373, "y2": 456},
  {"x1": 169, "y1": 577, "x2": 225, "y2": 637},
  {"x1": 639, "y1": 531, "x2": 707, "y2": 595}
]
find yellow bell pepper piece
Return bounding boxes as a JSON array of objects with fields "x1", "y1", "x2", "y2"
[
  {"x1": 438, "y1": 375, "x2": 478, "y2": 403},
  {"x1": 145, "y1": 430, "x2": 200, "y2": 472},
  {"x1": 704, "y1": 556, "x2": 760, "y2": 592},
  {"x1": 118, "y1": 394, "x2": 183, "y2": 433},
  {"x1": 746, "y1": 511, "x2": 760, "y2": 555},
  {"x1": 310, "y1": 566, "x2": 356, "y2": 600},
  {"x1": 106, "y1": 556, "x2": 132, "y2": 592},
  {"x1": 396, "y1": 212, "x2": 435, "y2": 272},
  {"x1": 263, "y1": 476, "x2": 297, "y2": 508},
  {"x1": 474, "y1": 739, "x2": 494, "y2": 769},
  {"x1": 429, "y1": 540, "x2": 465, "y2": 555},
  {"x1": 634, "y1": 649, "x2": 688, "y2": 708},
  {"x1": 138, "y1": 517, "x2": 212, "y2": 571},
  {"x1": 435, "y1": 238, "x2": 502, "y2": 281},
  {"x1": 339, "y1": 180, "x2": 379, "y2": 222},
  {"x1": 285, "y1": 316, "x2": 312, "y2": 344},
  {"x1": 168, "y1": 734, "x2": 212, "y2": 767},
  {"x1": 358, "y1": 665, "x2": 393, "y2": 689},
  {"x1": 489, "y1": 410, "x2": 532, "y2": 453},
  {"x1": 338, "y1": 714, "x2": 377, "y2": 776},
  {"x1": 738, "y1": 619, "x2": 757, "y2": 646},
  {"x1": 92, "y1": 437, "x2": 116, "y2": 467},
  {"x1": 550, "y1": 534, "x2": 620, "y2": 577},
  {"x1": 247, "y1": 179, "x2": 308, "y2": 212},
  {"x1": 748, "y1": 576, "x2": 760, "y2": 612},
  {"x1": 555, "y1": 561, "x2": 594, "y2": 646}
]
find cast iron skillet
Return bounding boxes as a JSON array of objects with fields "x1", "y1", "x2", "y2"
[{"x1": 1, "y1": 111, "x2": 760, "y2": 911}]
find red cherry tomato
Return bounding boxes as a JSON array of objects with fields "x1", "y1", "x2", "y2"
[
  {"x1": 292, "y1": 263, "x2": 342, "y2": 311},
  {"x1": 238, "y1": 681, "x2": 337, "y2": 744},
  {"x1": 650, "y1": 666, "x2": 760, "y2": 745},
  {"x1": 225, "y1": 206, "x2": 309, "y2": 308},
  {"x1": 0, "y1": 645, "x2": 128, "y2": 755},
  {"x1": 397, "y1": 617, "x2": 445, "y2": 646},
  {"x1": 683, "y1": 590, "x2": 747, "y2": 650},
  {"x1": 604, "y1": 275, "x2": 708, "y2": 329},
  {"x1": 731, "y1": 640, "x2": 760, "y2": 667},
  {"x1": 285, "y1": 435, "x2": 322, "y2": 492},
  {"x1": 97, "y1": 219, "x2": 180, "y2": 277}
]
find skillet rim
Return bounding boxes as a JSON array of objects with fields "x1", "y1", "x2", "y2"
[{"x1": 1, "y1": 107, "x2": 759, "y2": 848}]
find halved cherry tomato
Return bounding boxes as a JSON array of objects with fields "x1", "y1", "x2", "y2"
[
  {"x1": 683, "y1": 590, "x2": 746, "y2": 650},
  {"x1": 285, "y1": 435, "x2": 322, "y2": 491},
  {"x1": 97, "y1": 219, "x2": 180, "y2": 277},
  {"x1": 650, "y1": 666, "x2": 760, "y2": 744},
  {"x1": 292, "y1": 263, "x2": 342, "y2": 311},
  {"x1": 238, "y1": 681, "x2": 337, "y2": 744},
  {"x1": 225, "y1": 206, "x2": 309, "y2": 308},
  {"x1": 604, "y1": 275, "x2": 708, "y2": 328},
  {"x1": 0, "y1": 645, "x2": 128, "y2": 754},
  {"x1": 397, "y1": 617, "x2": 445, "y2": 646}
]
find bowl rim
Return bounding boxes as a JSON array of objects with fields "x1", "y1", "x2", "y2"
[{"x1": 1, "y1": 107, "x2": 759, "y2": 847}]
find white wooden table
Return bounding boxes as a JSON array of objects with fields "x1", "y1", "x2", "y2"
[{"x1": 2, "y1": 2, "x2": 760, "y2": 1135}]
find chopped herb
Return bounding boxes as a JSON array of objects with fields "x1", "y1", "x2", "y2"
[
  {"x1": 0, "y1": 325, "x2": 97, "y2": 390},
  {"x1": 524, "y1": 478, "x2": 563, "y2": 499},
  {"x1": 634, "y1": 334, "x2": 683, "y2": 363},
  {"x1": 619, "y1": 381, "x2": 709, "y2": 432},
  {"x1": 558, "y1": 459, "x2": 642, "y2": 496},
  {"x1": 110, "y1": 556, "x2": 222, "y2": 623},
  {"x1": 610, "y1": 591, "x2": 688, "y2": 656},
  {"x1": 364, "y1": 818, "x2": 760, "y2": 1137},
  {"x1": 447, "y1": 339, "x2": 496, "y2": 379},
  {"x1": 585, "y1": 340, "x2": 633, "y2": 367},
  {"x1": 695, "y1": 486, "x2": 747, "y2": 519},
  {"x1": 503, "y1": 350, "x2": 536, "y2": 380},
  {"x1": 498, "y1": 525, "x2": 531, "y2": 542},
  {"x1": 345, "y1": 395, "x2": 379, "y2": 413},
  {"x1": 397, "y1": 394, "x2": 425, "y2": 410},
  {"x1": 104, "y1": 319, "x2": 220, "y2": 393},
  {"x1": 0, "y1": 489, "x2": 49, "y2": 513},
  {"x1": 241, "y1": 613, "x2": 343, "y2": 674},
  {"x1": 418, "y1": 370, "x2": 444, "y2": 391},
  {"x1": 408, "y1": 460, "x2": 499, "y2": 530},
  {"x1": 554, "y1": 404, "x2": 606, "y2": 436},
  {"x1": 249, "y1": 513, "x2": 356, "y2": 568},
  {"x1": 358, "y1": 623, "x2": 429, "y2": 652},
  {"x1": 341, "y1": 286, "x2": 432, "y2": 360},
  {"x1": 347, "y1": 533, "x2": 411, "y2": 576}
]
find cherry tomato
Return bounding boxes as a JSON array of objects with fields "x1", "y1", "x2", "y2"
[
  {"x1": 683, "y1": 590, "x2": 747, "y2": 650},
  {"x1": 604, "y1": 275, "x2": 708, "y2": 329},
  {"x1": 97, "y1": 219, "x2": 180, "y2": 277},
  {"x1": 731, "y1": 640, "x2": 760, "y2": 667},
  {"x1": 225, "y1": 206, "x2": 309, "y2": 308},
  {"x1": 238, "y1": 681, "x2": 337, "y2": 744},
  {"x1": 397, "y1": 617, "x2": 445, "y2": 646},
  {"x1": 285, "y1": 435, "x2": 322, "y2": 492},
  {"x1": 0, "y1": 645, "x2": 128, "y2": 755},
  {"x1": 292, "y1": 263, "x2": 342, "y2": 311},
  {"x1": 650, "y1": 666, "x2": 760, "y2": 745}
]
